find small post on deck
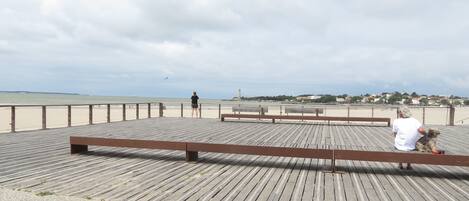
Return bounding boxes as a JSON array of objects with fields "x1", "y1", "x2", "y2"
[
  {"x1": 123, "y1": 104, "x2": 126, "y2": 121},
  {"x1": 42, "y1": 106, "x2": 47, "y2": 129},
  {"x1": 181, "y1": 103, "x2": 184, "y2": 118},
  {"x1": 107, "y1": 104, "x2": 111, "y2": 123},
  {"x1": 301, "y1": 105, "x2": 304, "y2": 121},
  {"x1": 67, "y1": 105, "x2": 72, "y2": 127},
  {"x1": 10, "y1": 106, "x2": 15, "y2": 133},
  {"x1": 136, "y1": 104, "x2": 139, "y2": 120},
  {"x1": 449, "y1": 105, "x2": 455, "y2": 126},
  {"x1": 347, "y1": 106, "x2": 350, "y2": 124},
  {"x1": 371, "y1": 107, "x2": 374, "y2": 124},
  {"x1": 396, "y1": 107, "x2": 400, "y2": 119},
  {"x1": 199, "y1": 103, "x2": 202, "y2": 119},
  {"x1": 422, "y1": 107, "x2": 425, "y2": 125},
  {"x1": 89, "y1": 105, "x2": 93, "y2": 125},
  {"x1": 159, "y1": 103, "x2": 164, "y2": 117},
  {"x1": 316, "y1": 109, "x2": 319, "y2": 117},
  {"x1": 218, "y1": 104, "x2": 221, "y2": 119},
  {"x1": 147, "y1": 103, "x2": 151, "y2": 118}
]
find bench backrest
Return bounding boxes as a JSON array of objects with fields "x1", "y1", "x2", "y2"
[
  {"x1": 284, "y1": 106, "x2": 323, "y2": 114},
  {"x1": 232, "y1": 105, "x2": 268, "y2": 113}
]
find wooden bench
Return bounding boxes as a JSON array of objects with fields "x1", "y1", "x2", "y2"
[
  {"x1": 70, "y1": 136, "x2": 332, "y2": 162},
  {"x1": 70, "y1": 136, "x2": 469, "y2": 172},
  {"x1": 284, "y1": 106, "x2": 323, "y2": 116},
  {"x1": 232, "y1": 105, "x2": 268, "y2": 115},
  {"x1": 220, "y1": 114, "x2": 391, "y2": 126}
]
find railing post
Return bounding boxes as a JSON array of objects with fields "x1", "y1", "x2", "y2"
[
  {"x1": 396, "y1": 107, "x2": 400, "y2": 119},
  {"x1": 42, "y1": 106, "x2": 47, "y2": 129},
  {"x1": 10, "y1": 106, "x2": 15, "y2": 133},
  {"x1": 181, "y1": 103, "x2": 184, "y2": 118},
  {"x1": 218, "y1": 104, "x2": 221, "y2": 119},
  {"x1": 199, "y1": 103, "x2": 202, "y2": 119},
  {"x1": 89, "y1": 105, "x2": 93, "y2": 125},
  {"x1": 422, "y1": 107, "x2": 425, "y2": 125},
  {"x1": 123, "y1": 104, "x2": 126, "y2": 121},
  {"x1": 107, "y1": 104, "x2": 111, "y2": 123},
  {"x1": 159, "y1": 103, "x2": 163, "y2": 117},
  {"x1": 136, "y1": 104, "x2": 139, "y2": 120},
  {"x1": 67, "y1": 105, "x2": 72, "y2": 127},
  {"x1": 347, "y1": 106, "x2": 350, "y2": 124},
  {"x1": 449, "y1": 105, "x2": 455, "y2": 126},
  {"x1": 371, "y1": 107, "x2": 374, "y2": 124},
  {"x1": 148, "y1": 103, "x2": 151, "y2": 118},
  {"x1": 301, "y1": 105, "x2": 304, "y2": 121}
]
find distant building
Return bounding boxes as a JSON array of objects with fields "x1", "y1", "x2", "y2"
[
  {"x1": 336, "y1": 97, "x2": 345, "y2": 103},
  {"x1": 296, "y1": 95, "x2": 321, "y2": 101}
]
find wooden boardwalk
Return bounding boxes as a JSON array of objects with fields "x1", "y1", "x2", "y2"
[{"x1": 0, "y1": 118, "x2": 468, "y2": 201}]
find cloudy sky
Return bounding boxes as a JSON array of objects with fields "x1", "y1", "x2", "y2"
[{"x1": 1, "y1": 0, "x2": 469, "y2": 98}]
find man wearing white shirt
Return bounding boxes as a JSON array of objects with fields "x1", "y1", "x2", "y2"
[{"x1": 392, "y1": 106, "x2": 426, "y2": 170}]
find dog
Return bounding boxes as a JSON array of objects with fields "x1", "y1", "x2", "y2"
[{"x1": 415, "y1": 128, "x2": 444, "y2": 154}]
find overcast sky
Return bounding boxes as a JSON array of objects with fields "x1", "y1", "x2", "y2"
[{"x1": 1, "y1": 0, "x2": 469, "y2": 98}]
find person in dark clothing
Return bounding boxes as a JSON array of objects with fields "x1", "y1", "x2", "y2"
[{"x1": 191, "y1": 91, "x2": 199, "y2": 118}]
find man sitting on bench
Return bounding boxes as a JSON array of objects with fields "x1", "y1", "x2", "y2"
[{"x1": 392, "y1": 106, "x2": 426, "y2": 170}]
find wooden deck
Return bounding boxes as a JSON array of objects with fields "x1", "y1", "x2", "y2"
[{"x1": 0, "y1": 118, "x2": 468, "y2": 201}]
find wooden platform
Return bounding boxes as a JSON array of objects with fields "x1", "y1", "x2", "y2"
[{"x1": 1, "y1": 118, "x2": 469, "y2": 201}]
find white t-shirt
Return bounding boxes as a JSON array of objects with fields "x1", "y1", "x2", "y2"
[{"x1": 392, "y1": 117, "x2": 422, "y2": 151}]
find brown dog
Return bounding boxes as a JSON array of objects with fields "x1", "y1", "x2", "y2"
[{"x1": 415, "y1": 128, "x2": 444, "y2": 154}]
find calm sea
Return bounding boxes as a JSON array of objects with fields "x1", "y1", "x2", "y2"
[{"x1": 0, "y1": 92, "x2": 236, "y2": 105}]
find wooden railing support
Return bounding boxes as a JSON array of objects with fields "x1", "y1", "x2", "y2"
[
  {"x1": 42, "y1": 106, "x2": 47, "y2": 129},
  {"x1": 147, "y1": 103, "x2": 151, "y2": 118},
  {"x1": 11, "y1": 106, "x2": 15, "y2": 133},
  {"x1": 181, "y1": 103, "x2": 183, "y2": 118},
  {"x1": 218, "y1": 104, "x2": 221, "y2": 119},
  {"x1": 159, "y1": 103, "x2": 163, "y2": 117},
  {"x1": 123, "y1": 104, "x2": 126, "y2": 121},
  {"x1": 136, "y1": 104, "x2": 140, "y2": 120},
  {"x1": 449, "y1": 105, "x2": 455, "y2": 126},
  {"x1": 107, "y1": 104, "x2": 111, "y2": 123},
  {"x1": 89, "y1": 105, "x2": 93, "y2": 125},
  {"x1": 67, "y1": 105, "x2": 72, "y2": 127}
]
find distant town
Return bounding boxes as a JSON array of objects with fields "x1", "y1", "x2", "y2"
[{"x1": 236, "y1": 92, "x2": 469, "y2": 106}]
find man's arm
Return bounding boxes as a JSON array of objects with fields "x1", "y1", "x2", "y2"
[{"x1": 418, "y1": 127, "x2": 426, "y2": 135}]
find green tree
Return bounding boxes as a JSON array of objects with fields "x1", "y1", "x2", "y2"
[
  {"x1": 388, "y1": 94, "x2": 403, "y2": 104},
  {"x1": 440, "y1": 99, "x2": 449, "y2": 105},
  {"x1": 351, "y1": 96, "x2": 362, "y2": 103},
  {"x1": 419, "y1": 98, "x2": 429, "y2": 106},
  {"x1": 453, "y1": 100, "x2": 461, "y2": 105},
  {"x1": 404, "y1": 98, "x2": 412, "y2": 105},
  {"x1": 411, "y1": 92, "x2": 418, "y2": 97},
  {"x1": 464, "y1": 100, "x2": 469, "y2": 105}
]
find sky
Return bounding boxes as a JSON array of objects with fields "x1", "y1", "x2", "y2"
[{"x1": 1, "y1": 0, "x2": 469, "y2": 99}]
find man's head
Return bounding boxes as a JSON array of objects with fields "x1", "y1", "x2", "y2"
[
  {"x1": 399, "y1": 106, "x2": 412, "y2": 118},
  {"x1": 193, "y1": 91, "x2": 197, "y2": 95}
]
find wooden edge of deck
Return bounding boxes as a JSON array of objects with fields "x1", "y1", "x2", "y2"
[
  {"x1": 187, "y1": 142, "x2": 333, "y2": 159},
  {"x1": 70, "y1": 136, "x2": 186, "y2": 151},
  {"x1": 334, "y1": 150, "x2": 469, "y2": 166}
]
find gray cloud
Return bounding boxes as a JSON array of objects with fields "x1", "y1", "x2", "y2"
[{"x1": 1, "y1": 0, "x2": 469, "y2": 98}]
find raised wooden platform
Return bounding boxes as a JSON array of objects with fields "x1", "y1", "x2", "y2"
[{"x1": 1, "y1": 118, "x2": 468, "y2": 200}]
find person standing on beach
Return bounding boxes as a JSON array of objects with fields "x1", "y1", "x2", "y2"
[
  {"x1": 392, "y1": 106, "x2": 426, "y2": 170},
  {"x1": 191, "y1": 91, "x2": 199, "y2": 118}
]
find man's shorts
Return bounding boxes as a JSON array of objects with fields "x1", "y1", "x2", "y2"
[{"x1": 192, "y1": 103, "x2": 198, "y2": 109}]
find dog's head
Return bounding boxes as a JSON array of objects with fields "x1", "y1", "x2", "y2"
[{"x1": 427, "y1": 128, "x2": 440, "y2": 138}]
